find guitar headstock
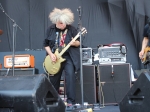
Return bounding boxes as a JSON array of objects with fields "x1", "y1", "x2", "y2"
[{"x1": 80, "y1": 27, "x2": 87, "y2": 36}]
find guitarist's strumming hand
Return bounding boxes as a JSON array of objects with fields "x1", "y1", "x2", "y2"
[{"x1": 49, "y1": 53, "x2": 57, "y2": 62}]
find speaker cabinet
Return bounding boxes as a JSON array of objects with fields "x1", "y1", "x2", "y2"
[
  {"x1": 0, "y1": 68, "x2": 35, "y2": 76},
  {"x1": 119, "y1": 71, "x2": 150, "y2": 112},
  {"x1": 75, "y1": 65, "x2": 97, "y2": 104},
  {"x1": 98, "y1": 63, "x2": 131, "y2": 105},
  {"x1": 0, "y1": 74, "x2": 65, "y2": 112}
]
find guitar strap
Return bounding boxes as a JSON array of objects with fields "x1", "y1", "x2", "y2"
[
  {"x1": 60, "y1": 29, "x2": 68, "y2": 47},
  {"x1": 52, "y1": 29, "x2": 68, "y2": 53}
]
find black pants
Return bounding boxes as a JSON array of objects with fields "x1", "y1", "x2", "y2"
[{"x1": 49, "y1": 54, "x2": 76, "y2": 104}]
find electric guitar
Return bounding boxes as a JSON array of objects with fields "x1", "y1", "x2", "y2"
[
  {"x1": 43, "y1": 27, "x2": 87, "y2": 75},
  {"x1": 141, "y1": 47, "x2": 150, "y2": 64}
]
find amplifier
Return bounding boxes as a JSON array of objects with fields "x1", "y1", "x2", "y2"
[
  {"x1": 4, "y1": 54, "x2": 35, "y2": 68},
  {"x1": 98, "y1": 46, "x2": 126, "y2": 64},
  {"x1": 0, "y1": 63, "x2": 2, "y2": 69},
  {"x1": 82, "y1": 48, "x2": 92, "y2": 65}
]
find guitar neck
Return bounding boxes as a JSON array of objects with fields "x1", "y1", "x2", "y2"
[{"x1": 59, "y1": 33, "x2": 80, "y2": 56}]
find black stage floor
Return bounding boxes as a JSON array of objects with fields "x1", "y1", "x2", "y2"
[{"x1": 66, "y1": 105, "x2": 120, "y2": 112}]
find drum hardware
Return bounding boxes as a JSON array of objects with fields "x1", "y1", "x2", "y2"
[{"x1": 82, "y1": 48, "x2": 93, "y2": 65}]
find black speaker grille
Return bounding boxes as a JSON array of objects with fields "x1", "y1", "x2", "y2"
[
  {"x1": 119, "y1": 71, "x2": 150, "y2": 112},
  {"x1": 0, "y1": 74, "x2": 66, "y2": 112},
  {"x1": 98, "y1": 63, "x2": 131, "y2": 105},
  {"x1": 75, "y1": 65, "x2": 97, "y2": 104}
]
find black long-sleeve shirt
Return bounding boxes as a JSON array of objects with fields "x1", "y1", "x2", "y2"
[
  {"x1": 143, "y1": 24, "x2": 150, "y2": 38},
  {"x1": 43, "y1": 24, "x2": 80, "y2": 72}
]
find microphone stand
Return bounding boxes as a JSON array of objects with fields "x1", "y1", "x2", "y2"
[
  {"x1": 77, "y1": 6, "x2": 84, "y2": 107},
  {"x1": 0, "y1": 3, "x2": 22, "y2": 76}
]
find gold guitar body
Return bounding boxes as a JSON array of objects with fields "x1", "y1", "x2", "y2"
[{"x1": 43, "y1": 49, "x2": 66, "y2": 75}]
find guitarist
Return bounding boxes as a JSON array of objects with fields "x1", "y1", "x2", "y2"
[
  {"x1": 139, "y1": 17, "x2": 150, "y2": 62},
  {"x1": 43, "y1": 8, "x2": 80, "y2": 106}
]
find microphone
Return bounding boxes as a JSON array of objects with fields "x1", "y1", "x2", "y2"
[
  {"x1": 52, "y1": 32, "x2": 59, "y2": 53},
  {"x1": 0, "y1": 3, "x2": 4, "y2": 12},
  {"x1": 111, "y1": 65, "x2": 114, "y2": 77},
  {"x1": 55, "y1": 32, "x2": 59, "y2": 43},
  {"x1": 77, "y1": 6, "x2": 81, "y2": 11},
  {"x1": 56, "y1": 32, "x2": 59, "y2": 37},
  {"x1": 77, "y1": 6, "x2": 81, "y2": 16},
  {"x1": 111, "y1": 65, "x2": 114, "y2": 74}
]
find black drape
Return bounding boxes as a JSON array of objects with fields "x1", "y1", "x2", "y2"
[{"x1": 0, "y1": 0, "x2": 150, "y2": 70}]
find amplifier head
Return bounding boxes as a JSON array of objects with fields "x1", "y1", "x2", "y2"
[
  {"x1": 4, "y1": 54, "x2": 35, "y2": 68},
  {"x1": 98, "y1": 46, "x2": 127, "y2": 64}
]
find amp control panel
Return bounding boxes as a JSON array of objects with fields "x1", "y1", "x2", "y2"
[{"x1": 98, "y1": 46, "x2": 127, "y2": 64}]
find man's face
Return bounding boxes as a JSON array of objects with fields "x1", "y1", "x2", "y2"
[{"x1": 56, "y1": 22, "x2": 66, "y2": 30}]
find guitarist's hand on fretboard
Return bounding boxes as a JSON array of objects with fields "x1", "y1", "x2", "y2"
[
  {"x1": 69, "y1": 38, "x2": 80, "y2": 47},
  {"x1": 139, "y1": 47, "x2": 150, "y2": 64},
  {"x1": 139, "y1": 50, "x2": 144, "y2": 59}
]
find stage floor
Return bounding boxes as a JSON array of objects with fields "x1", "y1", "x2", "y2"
[{"x1": 66, "y1": 105, "x2": 120, "y2": 112}]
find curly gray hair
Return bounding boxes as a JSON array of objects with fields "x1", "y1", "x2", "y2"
[{"x1": 49, "y1": 8, "x2": 74, "y2": 25}]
